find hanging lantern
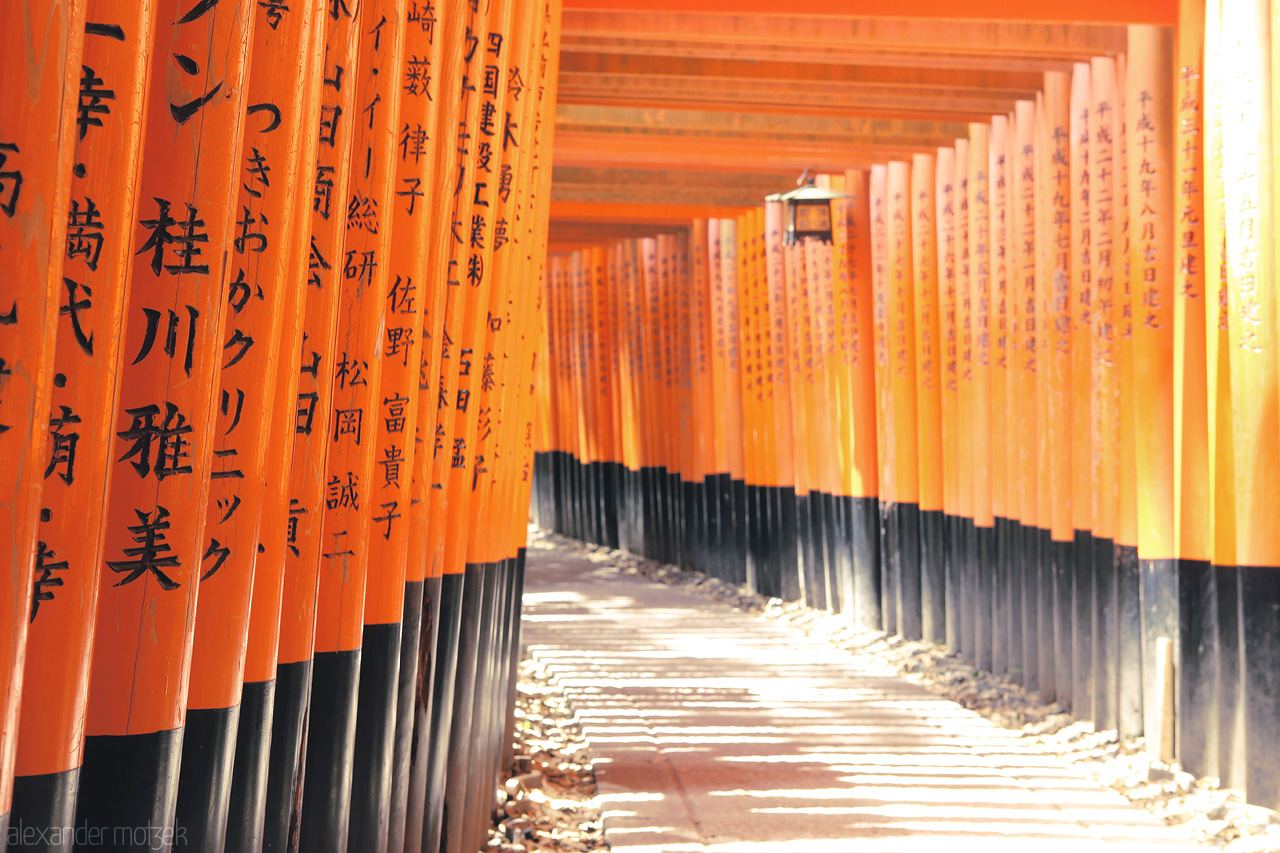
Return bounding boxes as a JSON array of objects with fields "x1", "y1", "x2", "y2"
[{"x1": 767, "y1": 171, "x2": 848, "y2": 245}]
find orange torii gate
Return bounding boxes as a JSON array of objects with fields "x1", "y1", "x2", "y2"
[{"x1": 533, "y1": 0, "x2": 1280, "y2": 820}]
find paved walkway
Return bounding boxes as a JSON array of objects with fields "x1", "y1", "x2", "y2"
[{"x1": 520, "y1": 547, "x2": 1203, "y2": 853}]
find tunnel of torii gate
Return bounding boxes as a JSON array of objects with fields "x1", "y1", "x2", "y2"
[{"x1": 0, "y1": 0, "x2": 1275, "y2": 850}]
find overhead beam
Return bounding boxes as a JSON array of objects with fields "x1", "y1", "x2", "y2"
[
  {"x1": 556, "y1": 104, "x2": 970, "y2": 144},
  {"x1": 558, "y1": 51, "x2": 1047, "y2": 90},
  {"x1": 561, "y1": 12, "x2": 1132, "y2": 56},
  {"x1": 558, "y1": 75, "x2": 1035, "y2": 116},
  {"x1": 554, "y1": 132, "x2": 943, "y2": 172},
  {"x1": 561, "y1": 0, "x2": 1174, "y2": 26},
  {"x1": 561, "y1": 37, "x2": 1084, "y2": 73}
]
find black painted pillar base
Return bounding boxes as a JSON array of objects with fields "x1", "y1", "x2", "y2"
[
  {"x1": 1177, "y1": 558, "x2": 1217, "y2": 780},
  {"x1": 879, "y1": 500, "x2": 897, "y2": 636},
  {"x1": 898, "y1": 503, "x2": 923, "y2": 641},
  {"x1": 299, "y1": 649, "x2": 361, "y2": 853},
  {"x1": 261, "y1": 658, "x2": 312, "y2": 852},
  {"x1": 1052, "y1": 537, "x2": 1074, "y2": 712},
  {"x1": 731, "y1": 479, "x2": 749, "y2": 588},
  {"x1": 680, "y1": 479, "x2": 701, "y2": 575},
  {"x1": 851, "y1": 497, "x2": 880, "y2": 631},
  {"x1": 975, "y1": 524, "x2": 995, "y2": 671},
  {"x1": 742, "y1": 484, "x2": 762, "y2": 594},
  {"x1": 918, "y1": 509, "x2": 944, "y2": 644},
  {"x1": 944, "y1": 513, "x2": 960, "y2": 652},
  {"x1": 830, "y1": 495, "x2": 854, "y2": 617},
  {"x1": 964, "y1": 519, "x2": 979, "y2": 663},
  {"x1": 76, "y1": 728, "x2": 183, "y2": 853},
  {"x1": 423, "y1": 571, "x2": 466, "y2": 853},
  {"x1": 1034, "y1": 528, "x2": 1054, "y2": 701},
  {"x1": 1094, "y1": 537, "x2": 1118, "y2": 732},
  {"x1": 403, "y1": 574, "x2": 443, "y2": 853},
  {"x1": 441, "y1": 563, "x2": 485, "y2": 853},
  {"x1": 1140, "y1": 558, "x2": 1180, "y2": 754},
  {"x1": 796, "y1": 494, "x2": 816, "y2": 609},
  {"x1": 1217, "y1": 564, "x2": 1246, "y2": 792},
  {"x1": 1074, "y1": 530, "x2": 1095, "y2": 721},
  {"x1": 1240, "y1": 565, "x2": 1280, "y2": 811},
  {"x1": 11, "y1": 768, "x2": 78, "y2": 853},
  {"x1": 348, "y1": 622, "x2": 403, "y2": 853},
  {"x1": 174, "y1": 705, "x2": 240, "y2": 853},
  {"x1": 1115, "y1": 544, "x2": 1144, "y2": 740},
  {"x1": 1020, "y1": 523, "x2": 1039, "y2": 694},
  {"x1": 777, "y1": 489, "x2": 802, "y2": 603},
  {"x1": 756, "y1": 486, "x2": 782, "y2": 600},
  {"x1": 225, "y1": 679, "x2": 275, "y2": 853},
  {"x1": 991, "y1": 517, "x2": 1008, "y2": 677}
]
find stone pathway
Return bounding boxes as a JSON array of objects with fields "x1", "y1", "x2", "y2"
[{"x1": 520, "y1": 547, "x2": 1203, "y2": 852}]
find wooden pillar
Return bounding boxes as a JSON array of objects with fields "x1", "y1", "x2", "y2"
[
  {"x1": 1068, "y1": 62, "x2": 1094, "y2": 718},
  {"x1": 888, "y1": 160, "x2": 921, "y2": 641},
  {"x1": 1126, "y1": 24, "x2": 1179, "y2": 763},
  {"x1": 264, "y1": 4, "x2": 362, "y2": 847},
  {"x1": 838, "y1": 170, "x2": 880, "y2": 630},
  {"x1": 912, "y1": 154, "x2": 944, "y2": 643},
  {"x1": 1089, "y1": 57, "x2": 1121, "y2": 732},
  {"x1": 953, "y1": 137, "x2": 972, "y2": 659},
  {"x1": 763, "y1": 202, "x2": 797, "y2": 602},
  {"x1": 1221, "y1": 0, "x2": 1280, "y2": 810},
  {"x1": 177, "y1": 4, "x2": 321, "y2": 848},
  {"x1": 1013, "y1": 99, "x2": 1039, "y2": 690},
  {"x1": 301, "y1": 0, "x2": 407, "y2": 847},
  {"x1": 1114, "y1": 53, "x2": 1146, "y2": 741},
  {"x1": 386, "y1": 0, "x2": 449, "y2": 848},
  {"x1": 989, "y1": 115, "x2": 1012, "y2": 676},
  {"x1": 10, "y1": 1, "x2": 143, "y2": 835},
  {"x1": 968, "y1": 125, "x2": 994, "y2": 669},
  {"x1": 1204, "y1": 0, "x2": 1244, "y2": 791},
  {"x1": 1172, "y1": 0, "x2": 1215, "y2": 779},
  {"x1": 934, "y1": 150, "x2": 960, "y2": 650},
  {"x1": 79, "y1": 0, "x2": 254, "y2": 840}
]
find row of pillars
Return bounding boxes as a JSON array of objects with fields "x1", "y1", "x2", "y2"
[
  {"x1": 532, "y1": 8, "x2": 1280, "y2": 815},
  {"x1": 0, "y1": 0, "x2": 562, "y2": 851}
]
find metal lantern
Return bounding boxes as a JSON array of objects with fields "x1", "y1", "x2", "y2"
[{"x1": 767, "y1": 172, "x2": 848, "y2": 245}]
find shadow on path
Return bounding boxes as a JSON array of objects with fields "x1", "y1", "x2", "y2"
[{"x1": 521, "y1": 548, "x2": 1203, "y2": 852}]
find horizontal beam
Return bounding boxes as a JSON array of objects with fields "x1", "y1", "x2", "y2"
[
  {"x1": 561, "y1": 12, "x2": 1132, "y2": 55},
  {"x1": 561, "y1": 1, "x2": 1174, "y2": 26},
  {"x1": 551, "y1": 200, "x2": 750, "y2": 223},
  {"x1": 556, "y1": 104, "x2": 970, "y2": 144},
  {"x1": 553, "y1": 132, "x2": 943, "y2": 172},
  {"x1": 558, "y1": 75, "x2": 1034, "y2": 116},
  {"x1": 561, "y1": 37, "x2": 1085, "y2": 73},
  {"x1": 559, "y1": 51, "x2": 1047, "y2": 90}
]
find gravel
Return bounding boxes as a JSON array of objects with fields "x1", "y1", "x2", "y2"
[{"x1": 488, "y1": 655, "x2": 609, "y2": 853}]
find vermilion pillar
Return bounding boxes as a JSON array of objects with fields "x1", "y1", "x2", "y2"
[
  {"x1": 79, "y1": 0, "x2": 254, "y2": 843},
  {"x1": 178, "y1": 4, "x2": 320, "y2": 849},
  {"x1": 11, "y1": 1, "x2": 146, "y2": 835}
]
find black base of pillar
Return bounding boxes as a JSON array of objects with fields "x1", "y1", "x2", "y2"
[
  {"x1": 851, "y1": 497, "x2": 880, "y2": 630},
  {"x1": 1241, "y1": 565, "x2": 1280, "y2": 811},
  {"x1": 1116, "y1": 544, "x2": 1144, "y2": 739},
  {"x1": 897, "y1": 503, "x2": 923, "y2": 641},
  {"x1": 76, "y1": 727, "x2": 184, "y2": 853},
  {"x1": 1074, "y1": 530, "x2": 1095, "y2": 721},
  {"x1": 11, "y1": 767, "x2": 78, "y2": 853},
  {"x1": 1094, "y1": 537, "x2": 1118, "y2": 732},
  {"x1": 1021, "y1": 523, "x2": 1040, "y2": 693},
  {"x1": 225, "y1": 679, "x2": 275, "y2": 853},
  {"x1": 1178, "y1": 558, "x2": 1217, "y2": 779}
]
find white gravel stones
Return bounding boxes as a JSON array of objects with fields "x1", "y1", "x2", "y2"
[
  {"x1": 524, "y1": 525, "x2": 1280, "y2": 850},
  {"x1": 488, "y1": 656, "x2": 609, "y2": 853}
]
